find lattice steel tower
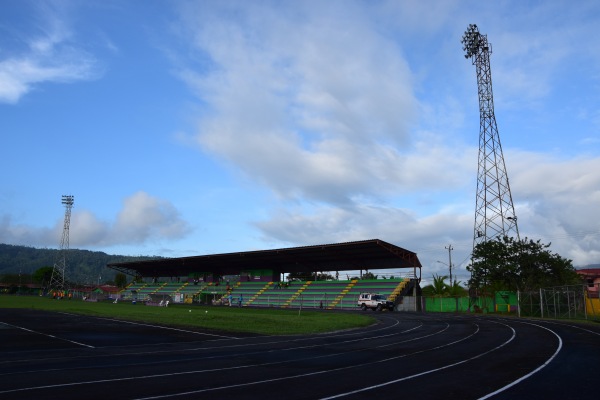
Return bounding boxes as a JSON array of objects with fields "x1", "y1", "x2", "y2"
[
  {"x1": 49, "y1": 195, "x2": 74, "y2": 292},
  {"x1": 461, "y1": 24, "x2": 520, "y2": 249}
]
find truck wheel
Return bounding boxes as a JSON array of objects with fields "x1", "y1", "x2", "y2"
[
  {"x1": 361, "y1": 304, "x2": 367, "y2": 311},
  {"x1": 376, "y1": 304, "x2": 382, "y2": 312}
]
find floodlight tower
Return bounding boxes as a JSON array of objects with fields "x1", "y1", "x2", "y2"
[
  {"x1": 49, "y1": 195, "x2": 74, "y2": 292},
  {"x1": 461, "y1": 24, "x2": 520, "y2": 250}
]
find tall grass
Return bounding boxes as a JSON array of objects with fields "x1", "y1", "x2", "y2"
[{"x1": 0, "y1": 295, "x2": 374, "y2": 335}]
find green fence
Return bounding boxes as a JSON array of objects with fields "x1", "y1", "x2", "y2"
[{"x1": 422, "y1": 291, "x2": 518, "y2": 313}]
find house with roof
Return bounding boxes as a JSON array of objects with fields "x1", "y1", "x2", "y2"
[{"x1": 577, "y1": 267, "x2": 600, "y2": 297}]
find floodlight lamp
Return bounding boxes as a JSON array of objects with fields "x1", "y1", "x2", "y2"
[
  {"x1": 462, "y1": 24, "x2": 483, "y2": 59},
  {"x1": 61, "y1": 195, "x2": 74, "y2": 206}
]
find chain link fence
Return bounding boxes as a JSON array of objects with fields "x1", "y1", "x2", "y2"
[
  {"x1": 519, "y1": 284, "x2": 599, "y2": 320},
  {"x1": 415, "y1": 285, "x2": 599, "y2": 321}
]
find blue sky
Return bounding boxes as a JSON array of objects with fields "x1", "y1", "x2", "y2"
[{"x1": 1, "y1": 0, "x2": 599, "y2": 284}]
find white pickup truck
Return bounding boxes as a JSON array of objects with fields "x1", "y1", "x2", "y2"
[{"x1": 357, "y1": 292, "x2": 394, "y2": 311}]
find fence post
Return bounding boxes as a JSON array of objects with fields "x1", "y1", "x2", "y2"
[
  {"x1": 548, "y1": 288, "x2": 560, "y2": 318},
  {"x1": 583, "y1": 285, "x2": 587, "y2": 320},
  {"x1": 539, "y1": 288, "x2": 544, "y2": 319},
  {"x1": 517, "y1": 290, "x2": 521, "y2": 318},
  {"x1": 567, "y1": 288, "x2": 571, "y2": 319},
  {"x1": 414, "y1": 284, "x2": 418, "y2": 312}
]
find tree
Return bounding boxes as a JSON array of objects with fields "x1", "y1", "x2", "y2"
[
  {"x1": 468, "y1": 236, "x2": 579, "y2": 292},
  {"x1": 362, "y1": 272, "x2": 378, "y2": 280},
  {"x1": 447, "y1": 279, "x2": 468, "y2": 297},
  {"x1": 316, "y1": 272, "x2": 334, "y2": 281},
  {"x1": 115, "y1": 273, "x2": 128, "y2": 288},
  {"x1": 287, "y1": 271, "x2": 315, "y2": 282},
  {"x1": 422, "y1": 274, "x2": 449, "y2": 296},
  {"x1": 32, "y1": 266, "x2": 54, "y2": 286},
  {"x1": 422, "y1": 275, "x2": 468, "y2": 297},
  {"x1": 288, "y1": 271, "x2": 334, "y2": 281}
]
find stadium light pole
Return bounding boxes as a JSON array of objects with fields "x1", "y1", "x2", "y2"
[
  {"x1": 461, "y1": 24, "x2": 520, "y2": 251},
  {"x1": 49, "y1": 195, "x2": 75, "y2": 293}
]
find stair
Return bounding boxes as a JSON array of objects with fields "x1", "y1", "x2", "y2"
[
  {"x1": 388, "y1": 279, "x2": 410, "y2": 302},
  {"x1": 245, "y1": 282, "x2": 273, "y2": 306},
  {"x1": 282, "y1": 281, "x2": 312, "y2": 308},
  {"x1": 327, "y1": 279, "x2": 358, "y2": 309}
]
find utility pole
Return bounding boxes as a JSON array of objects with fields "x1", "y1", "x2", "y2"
[{"x1": 445, "y1": 245, "x2": 453, "y2": 285}]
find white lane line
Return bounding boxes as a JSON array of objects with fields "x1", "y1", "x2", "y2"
[
  {"x1": 541, "y1": 320, "x2": 600, "y2": 336},
  {"x1": 477, "y1": 321, "x2": 563, "y2": 400},
  {"x1": 0, "y1": 321, "x2": 94, "y2": 349},
  {"x1": 0, "y1": 322, "x2": 423, "y2": 378},
  {"x1": 319, "y1": 321, "x2": 513, "y2": 400},
  {"x1": 56, "y1": 312, "x2": 239, "y2": 339},
  {"x1": 0, "y1": 321, "x2": 453, "y2": 395},
  {"x1": 0, "y1": 314, "x2": 406, "y2": 369},
  {"x1": 134, "y1": 323, "x2": 482, "y2": 400}
]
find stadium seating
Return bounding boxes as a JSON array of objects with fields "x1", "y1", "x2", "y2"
[{"x1": 118, "y1": 277, "x2": 415, "y2": 310}]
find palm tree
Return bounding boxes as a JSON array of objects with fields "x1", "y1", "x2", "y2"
[
  {"x1": 448, "y1": 279, "x2": 467, "y2": 297},
  {"x1": 430, "y1": 274, "x2": 449, "y2": 296}
]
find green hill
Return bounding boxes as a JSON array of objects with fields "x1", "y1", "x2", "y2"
[{"x1": 0, "y1": 243, "x2": 158, "y2": 285}]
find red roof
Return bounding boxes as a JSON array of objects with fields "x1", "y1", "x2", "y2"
[
  {"x1": 577, "y1": 268, "x2": 600, "y2": 277},
  {"x1": 98, "y1": 285, "x2": 120, "y2": 293}
]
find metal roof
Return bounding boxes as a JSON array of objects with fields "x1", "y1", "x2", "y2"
[{"x1": 107, "y1": 239, "x2": 422, "y2": 280}]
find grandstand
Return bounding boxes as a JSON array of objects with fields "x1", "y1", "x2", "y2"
[
  {"x1": 118, "y1": 277, "x2": 416, "y2": 310},
  {"x1": 109, "y1": 239, "x2": 422, "y2": 311}
]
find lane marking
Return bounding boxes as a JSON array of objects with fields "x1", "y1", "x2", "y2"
[
  {"x1": 540, "y1": 320, "x2": 600, "y2": 336},
  {"x1": 319, "y1": 321, "x2": 512, "y2": 399},
  {"x1": 0, "y1": 313, "x2": 405, "y2": 367},
  {"x1": 0, "y1": 320, "x2": 462, "y2": 394},
  {"x1": 0, "y1": 320, "x2": 424, "y2": 378},
  {"x1": 0, "y1": 321, "x2": 94, "y2": 349},
  {"x1": 56, "y1": 312, "x2": 239, "y2": 340},
  {"x1": 477, "y1": 321, "x2": 563, "y2": 400},
  {"x1": 133, "y1": 322, "x2": 484, "y2": 399}
]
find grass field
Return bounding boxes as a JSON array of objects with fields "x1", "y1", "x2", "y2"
[{"x1": 0, "y1": 295, "x2": 375, "y2": 335}]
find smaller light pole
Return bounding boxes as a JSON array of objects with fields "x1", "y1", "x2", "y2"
[
  {"x1": 436, "y1": 260, "x2": 451, "y2": 287},
  {"x1": 445, "y1": 245, "x2": 454, "y2": 286}
]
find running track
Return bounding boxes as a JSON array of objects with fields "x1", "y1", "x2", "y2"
[{"x1": 0, "y1": 309, "x2": 598, "y2": 399}]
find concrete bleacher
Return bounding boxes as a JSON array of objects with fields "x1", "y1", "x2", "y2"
[
  {"x1": 235, "y1": 282, "x2": 274, "y2": 307},
  {"x1": 236, "y1": 279, "x2": 412, "y2": 310},
  {"x1": 118, "y1": 278, "x2": 415, "y2": 310},
  {"x1": 346, "y1": 279, "x2": 410, "y2": 307},
  {"x1": 282, "y1": 281, "x2": 352, "y2": 309},
  {"x1": 132, "y1": 283, "x2": 162, "y2": 301},
  {"x1": 176, "y1": 281, "x2": 209, "y2": 300},
  {"x1": 324, "y1": 278, "x2": 410, "y2": 310}
]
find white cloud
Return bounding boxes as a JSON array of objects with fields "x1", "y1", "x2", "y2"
[
  {"x1": 0, "y1": 192, "x2": 191, "y2": 250},
  {"x1": 170, "y1": 1, "x2": 600, "y2": 269},
  {"x1": 0, "y1": 214, "x2": 55, "y2": 246},
  {"x1": 509, "y1": 152, "x2": 600, "y2": 265},
  {"x1": 0, "y1": 2, "x2": 101, "y2": 104},
  {"x1": 176, "y1": 1, "x2": 419, "y2": 203},
  {"x1": 68, "y1": 210, "x2": 110, "y2": 247},
  {"x1": 112, "y1": 192, "x2": 191, "y2": 244}
]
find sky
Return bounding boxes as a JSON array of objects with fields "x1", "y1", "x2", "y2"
[{"x1": 1, "y1": 0, "x2": 599, "y2": 285}]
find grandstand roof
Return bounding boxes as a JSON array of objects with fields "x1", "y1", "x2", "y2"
[{"x1": 107, "y1": 239, "x2": 422, "y2": 280}]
